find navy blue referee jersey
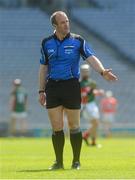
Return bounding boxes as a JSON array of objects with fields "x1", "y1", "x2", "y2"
[{"x1": 40, "y1": 32, "x2": 94, "y2": 80}]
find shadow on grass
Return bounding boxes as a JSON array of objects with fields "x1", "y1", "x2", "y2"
[
  {"x1": 17, "y1": 169, "x2": 51, "y2": 172},
  {"x1": 17, "y1": 168, "x2": 72, "y2": 173}
]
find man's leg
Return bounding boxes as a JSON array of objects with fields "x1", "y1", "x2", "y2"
[
  {"x1": 82, "y1": 129, "x2": 91, "y2": 145},
  {"x1": 20, "y1": 117, "x2": 27, "y2": 135},
  {"x1": 81, "y1": 108, "x2": 91, "y2": 145},
  {"x1": 10, "y1": 117, "x2": 16, "y2": 136},
  {"x1": 104, "y1": 121, "x2": 112, "y2": 137},
  {"x1": 65, "y1": 109, "x2": 82, "y2": 169},
  {"x1": 89, "y1": 119, "x2": 99, "y2": 145},
  {"x1": 48, "y1": 106, "x2": 65, "y2": 170},
  {"x1": 84, "y1": 103, "x2": 99, "y2": 146}
]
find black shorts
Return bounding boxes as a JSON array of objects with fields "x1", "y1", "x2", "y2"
[{"x1": 45, "y1": 78, "x2": 81, "y2": 109}]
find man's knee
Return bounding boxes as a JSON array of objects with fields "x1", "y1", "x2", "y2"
[
  {"x1": 52, "y1": 123, "x2": 63, "y2": 132},
  {"x1": 91, "y1": 119, "x2": 99, "y2": 126},
  {"x1": 68, "y1": 118, "x2": 80, "y2": 130},
  {"x1": 70, "y1": 127, "x2": 81, "y2": 134},
  {"x1": 68, "y1": 122, "x2": 80, "y2": 130}
]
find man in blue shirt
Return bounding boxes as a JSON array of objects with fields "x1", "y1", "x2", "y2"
[{"x1": 38, "y1": 11, "x2": 118, "y2": 170}]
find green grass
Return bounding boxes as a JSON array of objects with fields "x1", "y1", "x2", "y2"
[{"x1": 0, "y1": 137, "x2": 135, "y2": 179}]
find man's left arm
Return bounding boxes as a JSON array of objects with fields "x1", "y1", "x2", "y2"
[
  {"x1": 86, "y1": 55, "x2": 118, "y2": 81},
  {"x1": 24, "y1": 94, "x2": 28, "y2": 111}
]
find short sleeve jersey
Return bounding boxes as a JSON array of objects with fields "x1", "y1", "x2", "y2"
[
  {"x1": 80, "y1": 78, "x2": 97, "y2": 104},
  {"x1": 11, "y1": 87, "x2": 27, "y2": 112},
  {"x1": 40, "y1": 33, "x2": 94, "y2": 80}
]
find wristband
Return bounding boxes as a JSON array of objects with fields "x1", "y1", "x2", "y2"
[{"x1": 38, "y1": 90, "x2": 45, "y2": 94}]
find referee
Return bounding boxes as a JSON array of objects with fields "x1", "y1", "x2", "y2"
[{"x1": 38, "y1": 11, "x2": 118, "y2": 170}]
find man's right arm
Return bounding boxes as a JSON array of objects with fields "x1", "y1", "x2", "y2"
[
  {"x1": 39, "y1": 64, "x2": 48, "y2": 91},
  {"x1": 10, "y1": 94, "x2": 16, "y2": 111},
  {"x1": 38, "y1": 64, "x2": 48, "y2": 106}
]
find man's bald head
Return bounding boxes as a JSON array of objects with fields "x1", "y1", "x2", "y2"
[{"x1": 50, "y1": 11, "x2": 68, "y2": 26}]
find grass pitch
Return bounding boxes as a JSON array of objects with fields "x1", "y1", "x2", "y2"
[{"x1": 0, "y1": 137, "x2": 135, "y2": 179}]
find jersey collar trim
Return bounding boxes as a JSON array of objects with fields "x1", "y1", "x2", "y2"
[{"x1": 53, "y1": 32, "x2": 70, "y2": 41}]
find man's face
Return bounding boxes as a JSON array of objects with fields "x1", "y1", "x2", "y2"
[
  {"x1": 81, "y1": 70, "x2": 90, "y2": 79},
  {"x1": 55, "y1": 13, "x2": 70, "y2": 35}
]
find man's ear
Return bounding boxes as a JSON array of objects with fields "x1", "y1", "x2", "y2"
[{"x1": 53, "y1": 23, "x2": 57, "y2": 28}]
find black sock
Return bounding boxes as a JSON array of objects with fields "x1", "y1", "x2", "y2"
[
  {"x1": 52, "y1": 130, "x2": 65, "y2": 165},
  {"x1": 70, "y1": 129, "x2": 82, "y2": 164}
]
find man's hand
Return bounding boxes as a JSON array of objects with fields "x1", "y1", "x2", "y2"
[
  {"x1": 102, "y1": 69, "x2": 118, "y2": 81},
  {"x1": 39, "y1": 92, "x2": 46, "y2": 106},
  {"x1": 94, "y1": 89, "x2": 105, "y2": 96},
  {"x1": 86, "y1": 56, "x2": 118, "y2": 82}
]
